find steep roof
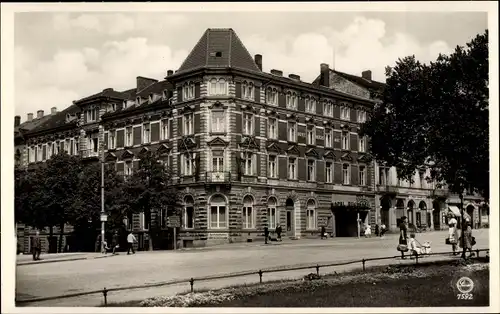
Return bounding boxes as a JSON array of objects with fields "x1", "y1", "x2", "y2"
[
  {"x1": 312, "y1": 69, "x2": 385, "y2": 92},
  {"x1": 74, "y1": 88, "x2": 132, "y2": 105},
  {"x1": 26, "y1": 104, "x2": 81, "y2": 135},
  {"x1": 15, "y1": 115, "x2": 53, "y2": 139},
  {"x1": 177, "y1": 28, "x2": 261, "y2": 73}
]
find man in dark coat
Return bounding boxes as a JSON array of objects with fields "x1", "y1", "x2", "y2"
[
  {"x1": 32, "y1": 231, "x2": 42, "y2": 261},
  {"x1": 275, "y1": 224, "x2": 282, "y2": 242},
  {"x1": 264, "y1": 225, "x2": 269, "y2": 244},
  {"x1": 111, "y1": 231, "x2": 119, "y2": 255},
  {"x1": 321, "y1": 226, "x2": 326, "y2": 239}
]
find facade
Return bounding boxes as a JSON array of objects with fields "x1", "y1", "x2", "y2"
[{"x1": 15, "y1": 28, "x2": 488, "y2": 252}]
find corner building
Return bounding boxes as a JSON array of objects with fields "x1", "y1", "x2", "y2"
[{"x1": 18, "y1": 28, "x2": 486, "y2": 252}]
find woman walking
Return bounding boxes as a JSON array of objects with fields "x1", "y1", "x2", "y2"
[
  {"x1": 461, "y1": 219, "x2": 474, "y2": 258},
  {"x1": 447, "y1": 212, "x2": 459, "y2": 255},
  {"x1": 399, "y1": 216, "x2": 408, "y2": 259}
]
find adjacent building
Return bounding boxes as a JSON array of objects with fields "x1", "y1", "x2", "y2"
[{"x1": 14, "y1": 28, "x2": 488, "y2": 253}]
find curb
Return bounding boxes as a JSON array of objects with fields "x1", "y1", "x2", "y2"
[{"x1": 17, "y1": 253, "x2": 116, "y2": 266}]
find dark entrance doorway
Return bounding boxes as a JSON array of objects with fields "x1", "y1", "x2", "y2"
[
  {"x1": 380, "y1": 197, "x2": 391, "y2": 228},
  {"x1": 334, "y1": 209, "x2": 368, "y2": 237},
  {"x1": 432, "y1": 200, "x2": 441, "y2": 230},
  {"x1": 285, "y1": 198, "x2": 295, "y2": 236},
  {"x1": 395, "y1": 199, "x2": 405, "y2": 227}
]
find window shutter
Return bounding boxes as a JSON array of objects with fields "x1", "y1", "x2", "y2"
[
  {"x1": 133, "y1": 126, "x2": 142, "y2": 145},
  {"x1": 298, "y1": 125, "x2": 306, "y2": 144},
  {"x1": 177, "y1": 87, "x2": 183, "y2": 102},
  {"x1": 279, "y1": 157, "x2": 287, "y2": 180},
  {"x1": 298, "y1": 97, "x2": 305, "y2": 112},
  {"x1": 316, "y1": 128, "x2": 324, "y2": 147},
  {"x1": 195, "y1": 82, "x2": 201, "y2": 98},
  {"x1": 351, "y1": 164, "x2": 359, "y2": 185},
  {"x1": 177, "y1": 117, "x2": 183, "y2": 136},
  {"x1": 350, "y1": 108, "x2": 357, "y2": 122},
  {"x1": 333, "y1": 162, "x2": 342, "y2": 184},
  {"x1": 333, "y1": 105, "x2": 341, "y2": 119},
  {"x1": 366, "y1": 165, "x2": 372, "y2": 187},
  {"x1": 316, "y1": 100, "x2": 323, "y2": 115},
  {"x1": 278, "y1": 93, "x2": 286, "y2": 108},
  {"x1": 254, "y1": 154, "x2": 259, "y2": 176},
  {"x1": 177, "y1": 155, "x2": 182, "y2": 176},
  {"x1": 194, "y1": 113, "x2": 201, "y2": 134},
  {"x1": 278, "y1": 121, "x2": 287, "y2": 141},
  {"x1": 104, "y1": 133, "x2": 108, "y2": 150},
  {"x1": 316, "y1": 160, "x2": 325, "y2": 182},
  {"x1": 42, "y1": 145, "x2": 47, "y2": 160},
  {"x1": 333, "y1": 131, "x2": 341, "y2": 149},
  {"x1": 116, "y1": 162, "x2": 124, "y2": 175},
  {"x1": 350, "y1": 133, "x2": 358, "y2": 152},
  {"x1": 116, "y1": 130, "x2": 124, "y2": 148},
  {"x1": 235, "y1": 112, "x2": 242, "y2": 134},
  {"x1": 151, "y1": 123, "x2": 160, "y2": 142},
  {"x1": 254, "y1": 86, "x2": 260, "y2": 103},
  {"x1": 298, "y1": 158, "x2": 306, "y2": 181},
  {"x1": 235, "y1": 82, "x2": 242, "y2": 98},
  {"x1": 254, "y1": 116, "x2": 260, "y2": 136}
]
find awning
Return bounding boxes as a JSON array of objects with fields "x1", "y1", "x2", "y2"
[{"x1": 448, "y1": 206, "x2": 461, "y2": 217}]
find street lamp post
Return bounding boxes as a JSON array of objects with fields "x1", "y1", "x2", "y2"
[{"x1": 100, "y1": 125, "x2": 106, "y2": 254}]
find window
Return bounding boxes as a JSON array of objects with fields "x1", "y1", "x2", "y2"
[
  {"x1": 341, "y1": 131, "x2": 349, "y2": 150},
  {"x1": 183, "y1": 82, "x2": 195, "y2": 100},
  {"x1": 379, "y1": 167, "x2": 387, "y2": 185},
  {"x1": 307, "y1": 125, "x2": 315, "y2": 145},
  {"x1": 212, "y1": 150, "x2": 224, "y2": 172},
  {"x1": 28, "y1": 147, "x2": 34, "y2": 163},
  {"x1": 162, "y1": 90, "x2": 168, "y2": 100},
  {"x1": 125, "y1": 161, "x2": 133, "y2": 177},
  {"x1": 92, "y1": 138, "x2": 98, "y2": 153},
  {"x1": 305, "y1": 97, "x2": 316, "y2": 113},
  {"x1": 288, "y1": 122, "x2": 297, "y2": 142},
  {"x1": 268, "y1": 118, "x2": 277, "y2": 139},
  {"x1": 243, "y1": 113, "x2": 253, "y2": 135},
  {"x1": 182, "y1": 153, "x2": 193, "y2": 176},
  {"x1": 341, "y1": 105, "x2": 350, "y2": 120},
  {"x1": 126, "y1": 127, "x2": 133, "y2": 147},
  {"x1": 210, "y1": 195, "x2": 227, "y2": 229},
  {"x1": 267, "y1": 198, "x2": 278, "y2": 229},
  {"x1": 143, "y1": 123, "x2": 150, "y2": 143},
  {"x1": 242, "y1": 81, "x2": 254, "y2": 100},
  {"x1": 212, "y1": 111, "x2": 225, "y2": 133},
  {"x1": 47, "y1": 142, "x2": 52, "y2": 159},
  {"x1": 243, "y1": 152, "x2": 254, "y2": 175},
  {"x1": 161, "y1": 119, "x2": 169, "y2": 140},
  {"x1": 109, "y1": 130, "x2": 116, "y2": 149},
  {"x1": 326, "y1": 162, "x2": 333, "y2": 183},
  {"x1": 325, "y1": 128, "x2": 332, "y2": 148},
  {"x1": 324, "y1": 102, "x2": 333, "y2": 117},
  {"x1": 288, "y1": 157, "x2": 297, "y2": 179},
  {"x1": 306, "y1": 200, "x2": 316, "y2": 230},
  {"x1": 359, "y1": 166, "x2": 366, "y2": 186},
  {"x1": 343, "y1": 164, "x2": 350, "y2": 185},
  {"x1": 37, "y1": 145, "x2": 42, "y2": 161},
  {"x1": 184, "y1": 113, "x2": 194, "y2": 135},
  {"x1": 358, "y1": 110, "x2": 367, "y2": 123},
  {"x1": 64, "y1": 139, "x2": 70, "y2": 153},
  {"x1": 209, "y1": 78, "x2": 227, "y2": 96},
  {"x1": 242, "y1": 196, "x2": 255, "y2": 229},
  {"x1": 307, "y1": 160, "x2": 315, "y2": 181},
  {"x1": 266, "y1": 87, "x2": 278, "y2": 105},
  {"x1": 268, "y1": 155, "x2": 277, "y2": 178},
  {"x1": 136, "y1": 97, "x2": 142, "y2": 106},
  {"x1": 359, "y1": 136, "x2": 366, "y2": 153},
  {"x1": 286, "y1": 92, "x2": 298, "y2": 110},
  {"x1": 75, "y1": 141, "x2": 79, "y2": 155},
  {"x1": 184, "y1": 196, "x2": 195, "y2": 229}
]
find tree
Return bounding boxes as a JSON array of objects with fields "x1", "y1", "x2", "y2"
[
  {"x1": 360, "y1": 30, "x2": 488, "y2": 259},
  {"x1": 15, "y1": 166, "x2": 47, "y2": 230},
  {"x1": 122, "y1": 151, "x2": 179, "y2": 251}
]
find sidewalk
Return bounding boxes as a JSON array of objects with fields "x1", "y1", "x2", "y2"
[{"x1": 16, "y1": 252, "x2": 116, "y2": 266}]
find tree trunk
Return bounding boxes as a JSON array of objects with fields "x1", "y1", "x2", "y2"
[
  {"x1": 58, "y1": 222, "x2": 65, "y2": 253},
  {"x1": 148, "y1": 234, "x2": 154, "y2": 251},
  {"x1": 49, "y1": 225, "x2": 54, "y2": 253},
  {"x1": 459, "y1": 192, "x2": 466, "y2": 259}
]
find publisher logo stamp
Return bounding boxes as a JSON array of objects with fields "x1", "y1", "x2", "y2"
[{"x1": 456, "y1": 276, "x2": 474, "y2": 300}]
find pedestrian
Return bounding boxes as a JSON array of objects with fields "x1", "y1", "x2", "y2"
[
  {"x1": 380, "y1": 223, "x2": 387, "y2": 237},
  {"x1": 398, "y1": 216, "x2": 408, "y2": 259},
  {"x1": 127, "y1": 232, "x2": 136, "y2": 255},
  {"x1": 364, "y1": 224, "x2": 372, "y2": 238},
  {"x1": 112, "y1": 231, "x2": 120, "y2": 255},
  {"x1": 264, "y1": 225, "x2": 269, "y2": 244},
  {"x1": 460, "y1": 219, "x2": 474, "y2": 258},
  {"x1": 320, "y1": 225, "x2": 326, "y2": 239},
  {"x1": 32, "y1": 230, "x2": 42, "y2": 261},
  {"x1": 275, "y1": 224, "x2": 282, "y2": 242},
  {"x1": 447, "y1": 212, "x2": 459, "y2": 255},
  {"x1": 375, "y1": 224, "x2": 380, "y2": 237}
]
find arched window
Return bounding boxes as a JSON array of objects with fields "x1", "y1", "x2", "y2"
[
  {"x1": 306, "y1": 200, "x2": 316, "y2": 230},
  {"x1": 218, "y1": 78, "x2": 226, "y2": 95},
  {"x1": 208, "y1": 78, "x2": 228, "y2": 96},
  {"x1": 266, "y1": 87, "x2": 278, "y2": 105},
  {"x1": 209, "y1": 194, "x2": 227, "y2": 229},
  {"x1": 184, "y1": 196, "x2": 195, "y2": 229},
  {"x1": 242, "y1": 195, "x2": 255, "y2": 229},
  {"x1": 183, "y1": 81, "x2": 195, "y2": 100},
  {"x1": 267, "y1": 197, "x2": 278, "y2": 229}
]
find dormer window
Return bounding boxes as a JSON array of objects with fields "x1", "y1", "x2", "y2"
[
  {"x1": 136, "y1": 97, "x2": 142, "y2": 105},
  {"x1": 209, "y1": 78, "x2": 227, "y2": 96},
  {"x1": 85, "y1": 107, "x2": 99, "y2": 123},
  {"x1": 183, "y1": 81, "x2": 195, "y2": 100},
  {"x1": 123, "y1": 100, "x2": 128, "y2": 109}
]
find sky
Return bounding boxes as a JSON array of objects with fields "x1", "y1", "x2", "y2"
[{"x1": 13, "y1": 10, "x2": 488, "y2": 119}]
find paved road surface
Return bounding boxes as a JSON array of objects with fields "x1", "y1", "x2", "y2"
[{"x1": 15, "y1": 229, "x2": 489, "y2": 307}]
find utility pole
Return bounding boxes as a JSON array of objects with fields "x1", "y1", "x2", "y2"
[{"x1": 100, "y1": 125, "x2": 106, "y2": 254}]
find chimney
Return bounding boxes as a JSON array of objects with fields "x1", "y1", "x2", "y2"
[
  {"x1": 167, "y1": 70, "x2": 174, "y2": 76},
  {"x1": 270, "y1": 69, "x2": 283, "y2": 76},
  {"x1": 362, "y1": 70, "x2": 372, "y2": 81},
  {"x1": 37, "y1": 110, "x2": 44, "y2": 119},
  {"x1": 289, "y1": 74, "x2": 301, "y2": 81},
  {"x1": 27, "y1": 113, "x2": 33, "y2": 122},
  {"x1": 255, "y1": 54, "x2": 262, "y2": 71},
  {"x1": 320, "y1": 63, "x2": 330, "y2": 87},
  {"x1": 136, "y1": 76, "x2": 158, "y2": 92},
  {"x1": 102, "y1": 88, "x2": 114, "y2": 92},
  {"x1": 51, "y1": 107, "x2": 57, "y2": 115},
  {"x1": 15, "y1": 116, "x2": 21, "y2": 127}
]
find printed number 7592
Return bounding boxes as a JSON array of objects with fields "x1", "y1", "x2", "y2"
[{"x1": 457, "y1": 293, "x2": 473, "y2": 300}]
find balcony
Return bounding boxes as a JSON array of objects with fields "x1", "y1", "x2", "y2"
[
  {"x1": 376, "y1": 184, "x2": 399, "y2": 195},
  {"x1": 205, "y1": 171, "x2": 231, "y2": 188}
]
